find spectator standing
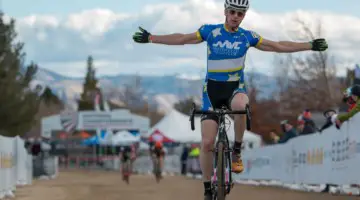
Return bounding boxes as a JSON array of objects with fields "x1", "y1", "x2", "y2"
[
  {"x1": 268, "y1": 130, "x2": 280, "y2": 144},
  {"x1": 180, "y1": 144, "x2": 189, "y2": 175},
  {"x1": 298, "y1": 109, "x2": 317, "y2": 135},
  {"x1": 354, "y1": 64, "x2": 360, "y2": 85},
  {"x1": 278, "y1": 120, "x2": 297, "y2": 144}
]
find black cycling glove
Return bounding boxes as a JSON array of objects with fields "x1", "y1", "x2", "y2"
[
  {"x1": 310, "y1": 38, "x2": 328, "y2": 51},
  {"x1": 132, "y1": 26, "x2": 152, "y2": 43}
]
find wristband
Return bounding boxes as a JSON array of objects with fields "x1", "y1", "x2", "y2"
[
  {"x1": 149, "y1": 35, "x2": 153, "y2": 43},
  {"x1": 331, "y1": 114, "x2": 338, "y2": 124}
]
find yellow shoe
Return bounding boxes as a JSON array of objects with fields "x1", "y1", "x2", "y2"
[{"x1": 231, "y1": 154, "x2": 244, "y2": 174}]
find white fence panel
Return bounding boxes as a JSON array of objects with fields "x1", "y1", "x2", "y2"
[
  {"x1": 0, "y1": 135, "x2": 33, "y2": 199},
  {"x1": 235, "y1": 113, "x2": 360, "y2": 186}
]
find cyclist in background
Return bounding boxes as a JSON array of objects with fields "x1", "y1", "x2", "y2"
[
  {"x1": 150, "y1": 141, "x2": 165, "y2": 176},
  {"x1": 120, "y1": 144, "x2": 135, "y2": 179},
  {"x1": 133, "y1": 0, "x2": 328, "y2": 198}
]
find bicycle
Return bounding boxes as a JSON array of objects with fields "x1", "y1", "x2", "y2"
[
  {"x1": 122, "y1": 158, "x2": 132, "y2": 184},
  {"x1": 189, "y1": 103, "x2": 251, "y2": 200},
  {"x1": 153, "y1": 156, "x2": 162, "y2": 183}
]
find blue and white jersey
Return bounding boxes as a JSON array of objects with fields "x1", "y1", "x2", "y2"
[{"x1": 196, "y1": 24, "x2": 263, "y2": 83}]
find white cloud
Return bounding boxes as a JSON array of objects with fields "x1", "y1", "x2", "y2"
[{"x1": 9, "y1": 0, "x2": 360, "y2": 77}]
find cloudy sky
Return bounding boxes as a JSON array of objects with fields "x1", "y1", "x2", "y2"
[{"x1": 2, "y1": 0, "x2": 360, "y2": 78}]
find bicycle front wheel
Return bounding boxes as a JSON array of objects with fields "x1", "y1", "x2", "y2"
[{"x1": 216, "y1": 142, "x2": 226, "y2": 200}]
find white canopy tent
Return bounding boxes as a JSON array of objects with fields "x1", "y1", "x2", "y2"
[
  {"x1": 139, "y1": 141, "x2": 150, "y2": 150},
  {"x1": 146, "y1": 109, "x2": 262, "y2": 149},
  {"x1": 112, "y1": 130, "x2": 140, "y2": 146},
  {"x1": 145, "y1": 109, "x2": 201, "y2": 143}
]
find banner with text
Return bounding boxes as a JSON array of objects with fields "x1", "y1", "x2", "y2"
[{"x1": 235, "y1": 114, "x2": 360, "y2": 185}]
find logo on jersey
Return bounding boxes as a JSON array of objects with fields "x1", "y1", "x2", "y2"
[
  {"x1": 213, "y1": 40, "x2": 242, "y2": 49},
  {"x1": 212, "y1": 28, "x2": 222, "y2": 38},
  {"x1": 227, "y1": 73, "x2": 240, "y2": 81}
]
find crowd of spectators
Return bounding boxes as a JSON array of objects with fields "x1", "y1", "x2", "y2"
[
  {"x1": 268, "y1": 109, "x2": 319, "y2": 145},
  {"x1": 269, "y1": 64, "x2": 360, "y2": 145}
]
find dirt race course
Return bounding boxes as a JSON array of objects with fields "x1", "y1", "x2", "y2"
[{"x1": 13, "y1": 170, "x2": 358, "y2": 200}]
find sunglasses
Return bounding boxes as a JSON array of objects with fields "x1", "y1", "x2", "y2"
[{"x1": 228, "y1": 9, "x2": 245, "y2": 17}]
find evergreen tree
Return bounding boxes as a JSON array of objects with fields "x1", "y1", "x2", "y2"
[
  {"x1": 78, "y1": 55, "x2": 101, "y2": 110},
  {"x1": 0, "y1": 13, "x2": 44, "y2": 136}
]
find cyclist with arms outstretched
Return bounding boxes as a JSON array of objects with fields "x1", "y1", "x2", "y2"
[{"x1": 133, "y1": 0, "x2": 328, "y2": 199}]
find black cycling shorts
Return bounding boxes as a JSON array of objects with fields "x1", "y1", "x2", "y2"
[
  {"x1": 122, "y1": 154, "x2": 130, "y2": 162},
  {"x1": 201, "y1": 79, "x2": 247, "y2": 123}
]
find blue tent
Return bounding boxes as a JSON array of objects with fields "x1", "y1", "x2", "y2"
[
  {"x1": 81, "y1": 130, "x2": 107, "y2": 146},
  {"x1": 81, "y1": 136, "x2": 99, "y2": 145}
]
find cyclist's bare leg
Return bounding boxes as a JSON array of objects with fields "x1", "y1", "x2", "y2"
[
  {"x1": 159, "y1": 156, "x2": 164, "y2": 170},
  {"x1": 200, "y1": 119, "x2": 218, "y2": 195},
  {"x1": 159, "y1": 156, "x2": 164, "y2": 178},
  {"x1": 151, "y1": 155, "x2": 156, "y2": 172},
  {"x1": 230, "y1": 92, "x2": 249, "y2": 173},
  {"x1": 130, "y1": 160, "x2": 134, "y2": 172}
]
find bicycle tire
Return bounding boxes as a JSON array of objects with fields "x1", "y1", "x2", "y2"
[
  {"x1": 155, "y1": 159, "x2": 160, "y2": 174},
  {"x1": 216, "y1": 142, "x2": 226, "y2": 200},
  {"x1": 246, "y1": 104, "x2": 251, "y2": 131},
  {"x1": 122, "y1": 161, "x2": 127, "y2": 174},
  {"x1": 155, "y1": 158, "x2": 161, "y2": 183},
  {"x1": 123, "y1": 160, "x2": 131, "y2": 184}
]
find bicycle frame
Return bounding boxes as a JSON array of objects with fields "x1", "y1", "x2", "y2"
[{"x1": 189, "y1": 103, "x2": 251, "y2": 199}]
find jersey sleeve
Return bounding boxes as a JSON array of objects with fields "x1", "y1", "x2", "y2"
[
  {"x1": 338, "y1": 101, "x2": 360, "y2": 122},
  {"x1": 196, "y1": 24, "x2": 214, "y2": 42},
  {"x1": 246, "y1": 30, "x2": 263, "y2": 47}
]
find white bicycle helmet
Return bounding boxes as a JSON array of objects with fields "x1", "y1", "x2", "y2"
[{"x1": 224, "y1": 0, "x2": 249, "y2": 11}]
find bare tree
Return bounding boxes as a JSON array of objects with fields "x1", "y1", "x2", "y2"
[
  {"x1": 122, "y1": 74, "x2": 146, "y2": 108},
  {"x1": 275, "y1": 17, "x2": 342, "y2": 113}
]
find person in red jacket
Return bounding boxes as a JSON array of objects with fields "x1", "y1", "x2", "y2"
[{"x1": 343, "y1": 87, "x2": 357, "y2": 112}]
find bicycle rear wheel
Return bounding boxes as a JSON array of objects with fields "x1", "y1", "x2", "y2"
[
  {"x1": 216, "y1": 142, "x2": 226, "y2": 200},
  {"x1": 154, "y1": 158, "x2": 161, "y2": 183},
  {"x1": 123, "y1": 160, "x2": 131, "y2": 184}
]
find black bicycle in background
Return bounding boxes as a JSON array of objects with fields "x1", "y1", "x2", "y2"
[{"x1": 189, "y1": 103, "x2": 251, "y2": 200}]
